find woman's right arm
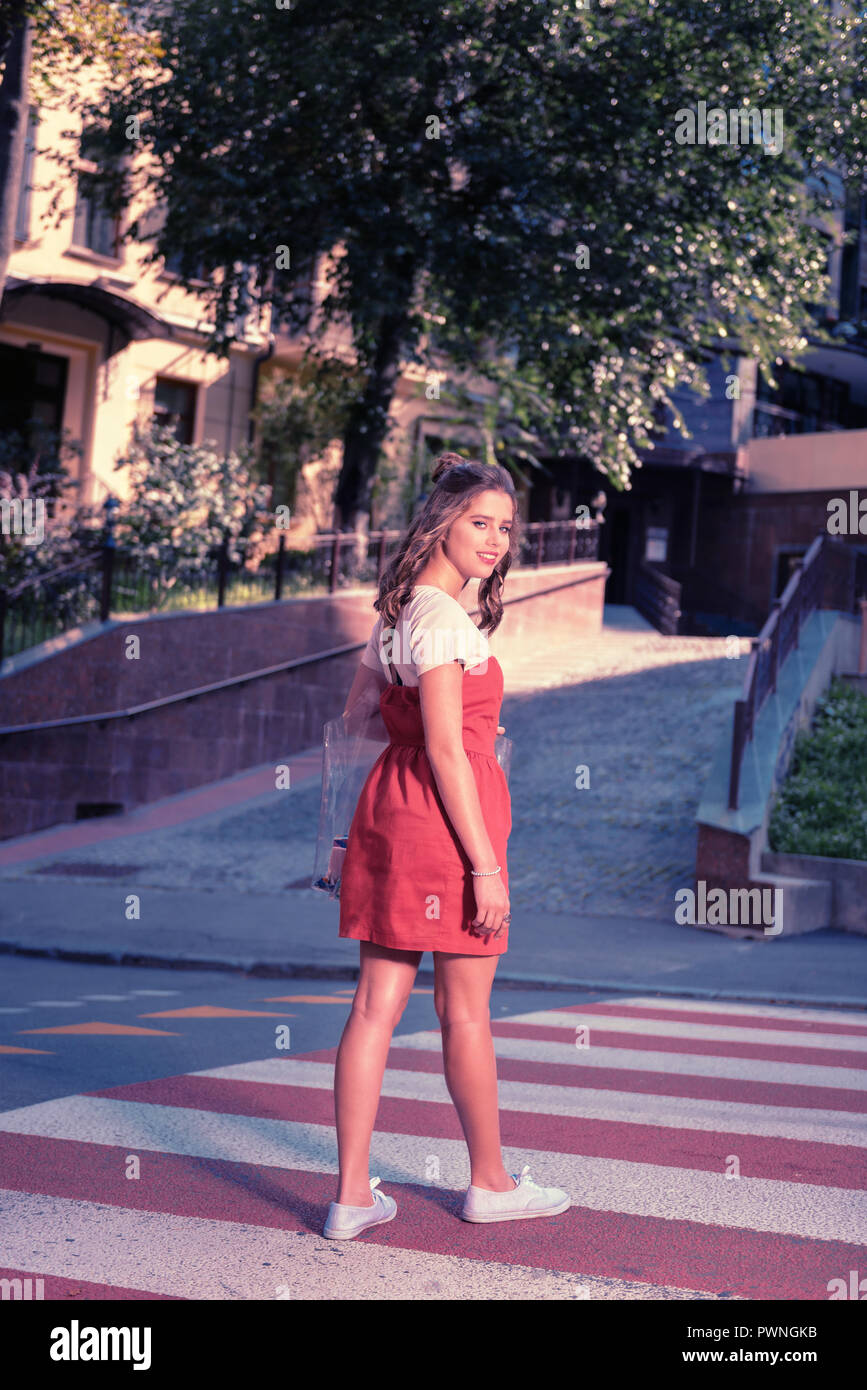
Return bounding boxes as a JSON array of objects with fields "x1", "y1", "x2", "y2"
[
  {"x1": 342, "y1": 654, "x2": 387, "y2": 718},
  {"x1": 418, "y1": 660, "x2": 509, "y2": 936}
]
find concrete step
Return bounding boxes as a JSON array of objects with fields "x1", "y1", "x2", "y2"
[
  {"x1": 763, "y1": 848, "x2": 867, "y2": 934},
  {"x1": 688, "y1": 872, "x2": 832, "y2": 939}
]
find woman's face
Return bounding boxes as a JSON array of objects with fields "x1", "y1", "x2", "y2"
[{"x1": 444, "y1": 488, "x2": 515, "y2": 582}]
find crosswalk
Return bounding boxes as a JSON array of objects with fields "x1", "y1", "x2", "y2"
[{"x1": 1, "y1": 994, "x2": 865, "y2": 1300}]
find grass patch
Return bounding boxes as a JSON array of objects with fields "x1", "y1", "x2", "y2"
[{"x1": 768, "y1": 677, "x2": 867, "y2": 861}]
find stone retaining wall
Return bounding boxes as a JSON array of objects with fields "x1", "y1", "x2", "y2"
[{"x1": 0, "y1": 562, "x2": 608, "y2": 839}]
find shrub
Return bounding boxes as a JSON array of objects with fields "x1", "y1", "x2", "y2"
[{"x1": 768, "y1": 678, "x2": 867, "y2": 861}]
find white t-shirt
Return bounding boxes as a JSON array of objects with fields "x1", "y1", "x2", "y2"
[{"x1": 360, "y1": 585, "x2": 490, "y2": 686}]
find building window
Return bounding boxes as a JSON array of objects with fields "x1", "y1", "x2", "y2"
[
  {"x1": 153, "y1": 377, "x2": 196, "y2": 444},
  {"x1": 271, "y1": 253, "x2": 317, "y2": 336},
  {"x1": 753, "y1": 364, "x2": 861, "y2": 435},
  {"x1": 14, "y1": 106, "x2": 39, "y2": 242},
  {"x1": 162, "y1": 248, "x2": 209, "y2": 283},
  {"x1": 71, "y1": 126, "x2": 121, "y2": 259},
  {"x1": 644, "y1": 526, "x2": 669, "y2": 563}
]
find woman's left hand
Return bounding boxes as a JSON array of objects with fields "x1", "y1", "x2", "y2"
[{"x1": 496, "y1": 725, "x2": 505, "y2": 735}]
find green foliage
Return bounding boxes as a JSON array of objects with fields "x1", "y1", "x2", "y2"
[
  {"x1": 0, "y1": 424, "x2": 104, "y2": 656},
  {"x1": 768, "y1": 678, "x2": 867, "y2": 862},
  {"x1": 75, "y1": 0, "x2": 867, "y2": 491},
  {"x1": 111, "y1": 424, "x2": 273, "y2": 578},
  {"x1": 420, "y1": 362, "x2": 550, "y2": 488},
  {"x1": 251, "y1": 351, "x2": 363, "y2": 510},
  {"x1": 23, "y1": 0, "x2": 160, "y2": 99},
  {"x1": 0, "y1": 426, "x2": 92, "y2": 590}
]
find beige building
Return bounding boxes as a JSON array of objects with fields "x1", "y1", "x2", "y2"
[{"x1": 2, "y1": 96, "x2": 272, "y2": 517}]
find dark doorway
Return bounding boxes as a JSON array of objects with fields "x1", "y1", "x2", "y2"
[
  {"x1": 605, "y1": 508, "x2": 632, "y2": 604},
  {"x1": 0, "y1": 344, "x2": 69, "y2": 463}
]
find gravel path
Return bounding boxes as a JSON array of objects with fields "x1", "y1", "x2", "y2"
[{"x1": 3, "y1": 609, "x2": 748, "y2": 921}]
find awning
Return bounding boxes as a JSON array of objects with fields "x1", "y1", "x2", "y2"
[{"x1": 0, "y1": 276, "x2": 175, "y2": 343}]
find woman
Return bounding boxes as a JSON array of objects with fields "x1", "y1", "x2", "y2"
[{"x1": 323, "y1": 452, "x2": 570, "y2": 1239}]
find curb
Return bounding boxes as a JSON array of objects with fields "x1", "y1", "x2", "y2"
[{"x1": 2, "y1": 940, "x2": 865, "y2": 1011}]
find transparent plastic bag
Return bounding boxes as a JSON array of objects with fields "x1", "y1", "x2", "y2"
[
  {"x1": 311, "y1": 683, "x2": 514, "y2": 903},
  {"x1": 311, "y1": 684, "x2": 390, "y2": 901},
  {"x1": 494, "y1": 730, "x2": 513, "y2": 783}
]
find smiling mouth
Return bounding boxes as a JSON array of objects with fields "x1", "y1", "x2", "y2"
[{"x1": 477, "y1": 552, "x2": 498, "y2": 563}]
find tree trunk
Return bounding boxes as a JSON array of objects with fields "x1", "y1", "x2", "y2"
[
  {"x1": 0, "y1": 12, "x2": 33, "y2": 296},
  {"x1": 0, "y1": 0, "x2": 29, "y2": 70},
  {"x1": 334, "y1": 305, "x2": 410, "y2": 536}
]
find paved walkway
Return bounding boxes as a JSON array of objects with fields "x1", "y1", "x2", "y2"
[
  {"x1": 2, "y1": 607, "x2": 864, "y2": 1004},
  {"x1": 1, "y1": 608, "x2": 747, "y2": 918}
]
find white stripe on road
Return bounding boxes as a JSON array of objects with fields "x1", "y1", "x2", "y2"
[
  {"x1": 195, "y1": 1057, "x2": 867, "y2": 1147},
  {"x1": 127, "y1": 991, "x2": 182, "y2": 996},
  {"x1": 28, "y1": 1001, "x2": 83, "y2": 1008},
  {"x1": 0, "y1": 1190, "x2": 718, "y2": 1301},
  {"x1": 591, "y1": 997, "x2": 867, "y2": 1029},
  {"x1": 391, "y1": 1030, "x2": 867, "y2": 1090},
  {"x1": 508, "y1": 1011, "x2": 867, "y2": 1053},
  {"x1": 0, "y1": 1096, "x2": 863, "y2": 1241}
]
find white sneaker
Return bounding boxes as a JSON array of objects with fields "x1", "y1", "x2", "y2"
[
  {"x1": 461, "y1": 1164, "x2": 571, "y2": 1223},
  {"x1": 323, "y1": 1177, "x2": 397, "y2": 1240}
]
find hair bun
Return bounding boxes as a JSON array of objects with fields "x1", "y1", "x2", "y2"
[{"x1": 431, "y1": 451, "x2": 468, "y2": 483}]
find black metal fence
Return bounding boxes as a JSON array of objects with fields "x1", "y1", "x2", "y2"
[
  {"x1": 0, "y1": 519, "x2": 599, "y2": 665},
  {"x1": 0, "y1": 549, "x2": 104, "y2": 665}
]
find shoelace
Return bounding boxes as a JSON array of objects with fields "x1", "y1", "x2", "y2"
[{"x1": 356, "y1": 1177, "x2": 383, "y2": 1209}]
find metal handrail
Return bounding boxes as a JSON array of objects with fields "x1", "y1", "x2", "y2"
[
  {"x1": 635, "y1": 560, "x2": 683, "y2": 635},
  {"x1": 727, "y1": 533, "x2": 826, "y2": 809},
  {"x1": 0, "y1": 554, "x2": 607, "y2": 737},
  {"x1": 0, "y1": 639, "x2": 367, "y2": 737}
]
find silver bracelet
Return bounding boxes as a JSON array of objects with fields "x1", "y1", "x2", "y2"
[{"x1": 471, "y1": 864, "x2": 501, "y2": 877}]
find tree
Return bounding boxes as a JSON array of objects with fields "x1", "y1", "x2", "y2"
[
  {"x1": 0, "y1": 1, "x2": 32, "y2": 291},
  {"x1": 23, "y1": 0, "x2": 867, "y2": 526},
  {"x1": 250, "y1": 350, "x2": 364, "y2": 513}
]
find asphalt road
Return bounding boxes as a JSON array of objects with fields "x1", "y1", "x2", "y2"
[{"x1": 1, "y1": 953, "x2": 865, "y2": 1302}]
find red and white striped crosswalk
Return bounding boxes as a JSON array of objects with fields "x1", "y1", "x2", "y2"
[{"x1": 1, "y1": 994, "x2": 866, "y2": 1300}]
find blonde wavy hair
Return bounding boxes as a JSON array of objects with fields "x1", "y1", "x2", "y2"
[{"x1": 374, "y1": 452, "x2": 521, "y2": 634}]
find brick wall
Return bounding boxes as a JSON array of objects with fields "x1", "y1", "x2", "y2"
[
  {"x1": 0, "y1": 595, "x2": 381, "y2": 726},
  {"x1": 0, "y1": 562, "x2": 608, "y2": 839},
  {"x1": 697, "y1": 490, "x2": 866, "y2": 621}
]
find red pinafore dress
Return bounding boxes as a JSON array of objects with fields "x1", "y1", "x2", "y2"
[{"x1": 338, "y1": 651, "x2": 512, "y2": 955}]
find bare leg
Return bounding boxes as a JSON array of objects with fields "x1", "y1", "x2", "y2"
[
  {"x1": 333, "y1": 941, "x2": 422, "y2": 1206},
  {"x1": 433, "y1": 951, "x2": 516, "y2": 1192}
]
